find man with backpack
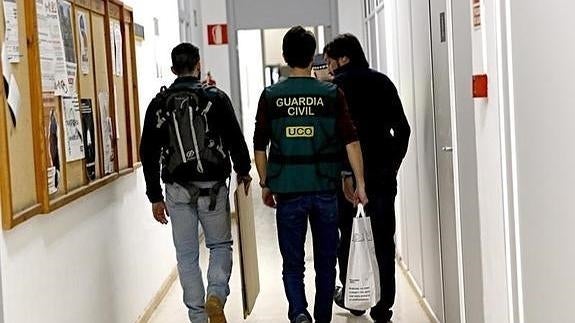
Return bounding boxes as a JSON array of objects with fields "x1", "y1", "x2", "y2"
[
  {"x1": 140, "y1": 43, "x2": 252, "y2": 323},
  {"x1": 254, "y1": 26, "x2": 368, "y2": 323}
]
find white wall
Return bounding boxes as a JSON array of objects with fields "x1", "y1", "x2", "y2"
[
  {"x1": 0, "y1": 175, "x2": 174, "y2": 323},
  {"x1": 471, "y1": 0, "x2": 511, "y2": 321},
  {"x1": 263, "y1": 29, "x2": 287, "y2": 66},
  {"x1": 505, "y1": 1, "x2": 575, "y2": 322},
  {"x1": 337, "y1": 0, "x2": 364, "y2": 43},
  {"x1": 375, "y1": 0, "x2": 443, "y2": 320},
  {"x1": 0, "y1": 1, "x2": 180, "y2": 322},
  {"x1": 408, "y1": 0, "x2": 444, "y2": 320},
  {"x1": 200, "y1": 0, "x2": 232, "y2": 97},
  {"x1": 238, "y1": 30, "x2": 264, "y2": 160}
]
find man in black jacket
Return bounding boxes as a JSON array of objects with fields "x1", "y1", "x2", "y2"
[
  {"x1": 140, "y1": 43, "x2": 252, "y2": 323},
  {"x1": 324, "y1": 34, "x2": 411, "y2": 323}
]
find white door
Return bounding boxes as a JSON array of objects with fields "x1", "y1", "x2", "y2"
[{"x1": 429, "y1": 1, "x2": 461, "y2": 322}]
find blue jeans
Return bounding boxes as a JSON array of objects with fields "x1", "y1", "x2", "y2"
[
  {"x1": 165, "y1": 182, "x2": 232, "y2": 323},
  {"x1": 276, "y1": 192, "x2": 339, "y2": 323}
]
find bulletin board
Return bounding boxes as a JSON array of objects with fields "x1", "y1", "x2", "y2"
[
  {"x1": 0, "y1": 0, "x2": 43, "y2": 227},
  {"x1": 0, "y1": 0, "x2": 141, "y2": 229}
]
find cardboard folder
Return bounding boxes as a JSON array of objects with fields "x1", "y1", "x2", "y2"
[{"x1": 234, "y1": 183, "x2": 260, "y2": 318}]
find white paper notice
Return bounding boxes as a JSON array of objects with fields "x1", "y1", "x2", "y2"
[
  {"x1": 55, "y1": 0, "x2": 76, "y2": 96},
  {"x1": 36, "y1": 0, "x2": 55, "y2": 91},
  {"x1": 3, "y1": 0, "x2": 20, "y2": 63},
  {"x1": 113, "y1": 21, "x2": 123, "y2": 76},
  {"x1": 7, "y1": 74, "x2": 20, "y2": 120},
  {"x1": 62, "y1": 96, "x2": 85, "y2": 161},
  {"x1": 110, "y1": 22, "x2": 115, "y2": 75},
  {"x1": 47, "y1": 166, "x2": 58, "y2": 194},
  {"x1": 98, "y1": 91, "x2": 114, "y2": 174},
  {"x1": 77, "y1": 11, "x2": 90, "y2": 75}
]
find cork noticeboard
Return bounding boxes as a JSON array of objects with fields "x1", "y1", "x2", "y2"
[
  {"x1": 0, "y1": 0, "x2": 141, "y2": 230},
  {"x1": 1, "y1": 0, "x2": 40, "y2": 215}
]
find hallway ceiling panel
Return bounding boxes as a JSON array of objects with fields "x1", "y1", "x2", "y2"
[{"x1": 233, "y1": 0, "x2": 334, "y2": 30}]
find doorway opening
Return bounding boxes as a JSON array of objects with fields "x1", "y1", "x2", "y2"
[{"x1": 236, "y1": 26, "x2": 327, "y2": 158}]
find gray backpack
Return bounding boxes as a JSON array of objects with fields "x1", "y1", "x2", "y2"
[{"x1": 155, "y1": 85, "x2": 228, "y2": 177}]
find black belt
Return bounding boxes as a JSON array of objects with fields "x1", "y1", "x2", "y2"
[{"x1": 180, "y1": 181, "x2": 226, "y2": 211}]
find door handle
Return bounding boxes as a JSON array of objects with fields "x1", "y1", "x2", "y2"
[{"x1": 442, "y1": 146, "x2": 453, "y2": 152}]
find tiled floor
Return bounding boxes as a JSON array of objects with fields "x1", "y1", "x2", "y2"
[{"x1": 149, "y1": 186, "x2": 432, "y2": 323}]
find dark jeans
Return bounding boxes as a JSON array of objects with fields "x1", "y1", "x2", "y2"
[
  {"x1": 276, "y1": 192, "x2": 339, "y2": 323},
  {"x1": 337, "y1": 178, "x2": 397, "y2": 321}
]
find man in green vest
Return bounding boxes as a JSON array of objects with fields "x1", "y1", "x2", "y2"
[{"x1": 254, "y1": 26, "x2": 368, "y2": 323}]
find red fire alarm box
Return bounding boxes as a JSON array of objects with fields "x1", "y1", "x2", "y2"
[
  {"x1": 473, "y1": 74, "x2": 488, "y2": 98},
  {"x1": 207, "y1": 24, "x2": 228, "y2": 45}
]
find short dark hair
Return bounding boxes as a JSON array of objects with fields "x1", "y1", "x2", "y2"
[
  {"x1": 171, "y1": 43, "x2": 200, "y2": 75},
  {"x1": 282, "y1": 26, "x2": 316, "y2": 68},
  {"x1": 324, "y1": 33, "x2": 369, "y2": 68}
]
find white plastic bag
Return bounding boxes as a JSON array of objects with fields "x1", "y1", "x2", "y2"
[{"x1": 344, "y1": 204, "x2": 381, "y2": 310}]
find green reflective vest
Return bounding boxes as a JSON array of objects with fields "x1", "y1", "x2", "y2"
[{"x1": 264, "y1": 77, "x2": 342, "y2": 193}]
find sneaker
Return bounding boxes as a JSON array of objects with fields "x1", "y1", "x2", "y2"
[
  {"x1": 333, "y1": 286, "x2": 366, "y2": 316},
  {"x1": 292, "y1": 313, "x2": 312, "y2": 323},
  {"x1": 205, "y1": 295, "x2": 226, "y2": 323}
]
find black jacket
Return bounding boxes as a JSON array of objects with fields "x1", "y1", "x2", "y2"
[
  {"x1": 332, "y1": 64, "x2": 410, "y2": 187},
  {"x1": 139, "y1": 76, "x2": 251, "y2": 203}
]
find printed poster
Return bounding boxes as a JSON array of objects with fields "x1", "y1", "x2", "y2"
[
  {"x1": 3, "y1": 0, "x2": 20, "y2": 63},
  {"x1": 110, "y1": 21, "x2": 123, "y2": 76},
  {"x1": 43, "y1": 93, "x2": 62, "y2": 195},
  {"x1": 77, "y1": 11, "x2": 90, "y2": 75},
  {"x1": 80, "y1": 99, "x2": 96, "y2": 180},
  {"x1": 36, "y1": 0, "x2": 56, "y2": 91},
  {"x1": 98, "y1": 91, "x2": 114, "y2": 174},
  {"x1": 36, "y1": 0, "x2": 68, "y2": 94},
  {"x1": 57, "y1": 0, "x2": 77, "y2": 95},
  {"x1": 113, "y1": 21, "x2": 123, "y2": 76},
  {"x1": 62, "y1": 96, "x2": 84, "y2": 161}
]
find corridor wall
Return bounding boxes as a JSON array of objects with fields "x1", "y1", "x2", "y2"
[
  {"x1": 470, "y1": 0, "x2": 511, "y2": 321},
  {"x1": 364, "y1": 0, "x2": 443, "y2": 321},
  {"x1": 499, "y1": 0, "x2": 575, "y2": 321}
]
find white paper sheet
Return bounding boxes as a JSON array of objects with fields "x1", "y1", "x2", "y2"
[
  {"x1": 36, "y1": 0, "x2": 55, "y2": 91},
  {"x1": 47, "y1": 166, "x2": 58, "y2": 194},
  {"x1": 77, "y1": 11, "x2": 90, "y2": 75},
  {"x1": 98, "y1": 91, "x2": 114, "y2": 174},
  {"x1": 3, "y1": 0, "x2": 20, "y2": 63},
  {"x1": 62, "y1": 96, "x2": 85, "y2": 161},
  {"x1": 113, "y1": 21, "x2": 123, "y2": 76},
  {"x1": 55, "y1": 0, "x2": 76, "y2": 96}
]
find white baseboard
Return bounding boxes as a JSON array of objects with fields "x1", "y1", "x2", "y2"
[
  {"x1": 135, "y1": 267, "x2": 179, "y2": 323},
  {"x1": 397, "y1": 258, "x2": 441, "y2": 323}
]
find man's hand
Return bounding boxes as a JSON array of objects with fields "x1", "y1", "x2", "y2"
[
  {"x1": 354, "y1": 184, "x2": 369, "y2": 207},
  {"x1": 262, "y1": 187, "x2": 276, "y2": 208},
  {"x1": 342, "y1": 176, "x2": 355, "y2": 203},
  {"x1": 237, "y1": 174, "x2": 252, "y2": 195},
  {"x1": 152, "y1": 201, "x2": 169, "y2": 225}
]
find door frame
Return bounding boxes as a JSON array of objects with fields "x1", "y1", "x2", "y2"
[
  {"x1": 225, "y1": 0, "x2": 340, "y2": 124},
  {"x1": 442, "y1": 0, "x2": 484, "y2": 321}
]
